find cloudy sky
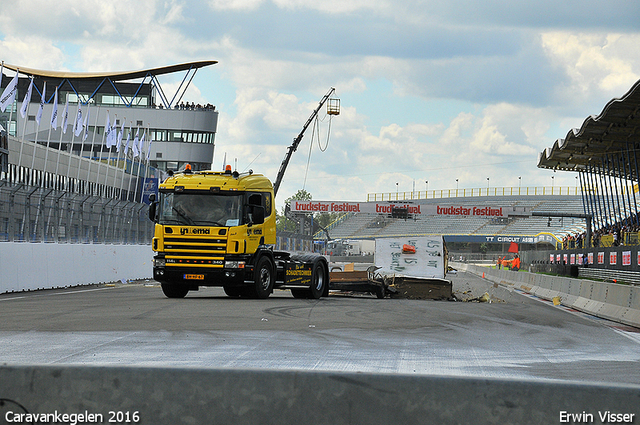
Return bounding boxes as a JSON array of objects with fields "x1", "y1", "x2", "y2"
[{"x1": 2, "y1": 0, "x2": 640, "y2": 209}]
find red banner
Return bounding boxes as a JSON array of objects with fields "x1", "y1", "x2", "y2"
[{"x1": 291, "y1": 200, "x2": 510, "y2": 217}]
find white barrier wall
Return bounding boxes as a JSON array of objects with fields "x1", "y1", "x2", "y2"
[
  {"x1": 455, "y1": 262, "x2": 640, "y2": 328},
  {"x1": 0, "y1": 243, "x2": 152, "y2": 294}
]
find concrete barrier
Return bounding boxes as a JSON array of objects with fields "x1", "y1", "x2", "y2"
[
  {"x1": 0, "y1": 365, "x2": 638, "y2": 425},
  {"x1": 455, "y1": 263, "x2": 640, "y2": 328},
  {"x1": 0, "y1": 242, "x2": 152, "y2": 294}
]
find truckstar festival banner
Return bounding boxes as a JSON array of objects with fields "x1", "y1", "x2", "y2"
[{"x1": 291, "y1": 200, "x2": 525, "y2": 218}]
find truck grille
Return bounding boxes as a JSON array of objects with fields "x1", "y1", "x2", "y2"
[{"x1": 163, "y1": 236, "x2": 226, "y2": 267}]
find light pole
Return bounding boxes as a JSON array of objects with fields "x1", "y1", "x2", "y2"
[
  {"x1": 518, "y1": 176, "x2": 521, "y2": 188},
  {"x1": 425, "y1": 180, "x2": 428, "y2": 199},
  {"x1": 396, "y1": 182, "x2": 398, "y2": 199},
  {"x1": 487, "y1": 177, "x2": 490, "y2": 190}
]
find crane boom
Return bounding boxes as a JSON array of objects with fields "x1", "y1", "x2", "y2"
[{"x1": 272, "y1": 87, "x2": 336, "y2": 197}]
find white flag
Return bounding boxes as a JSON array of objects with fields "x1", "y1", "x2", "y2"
[
  {"x1": 50, "y1": 87, "x2": 59, "y2": 129},
  {"x1": 82, "y1": 103, "x2": 90, "y2": 141},
  {"x1": 36, "y1": 81, "x2": 46, "y2": 125},
  {"x1": 124, "y1": 127, "x2": 131, "y2": 155},
  {"x1": 132, "y1": 127, "x2": 140, "y2": 157},
  {"x1": 20, "y1": 77, "x2": 33, "y2": 118},
  {"x1": 116, "y1": 120, "x2": 125, "y2": 152},
  {"x1": 104, "y1": 113, "x2": 111, "y2": 147},
  {"x1": 0, "y1": 72, "x2": 19, "y2": 113},
  {"x1": 61, "y1": 97, "x2": 69, "y2": 134},
  {"x1": 139, "y1": 130, "x2": 146, "y2": 157},
  {"x1": 73, "y1": 102, "x2": 83, "y2": 136},
  {"x1": 109, "y1": 120, "x2": 117, "y2": 147},
  {"x1": 146, "y1": 138, "x2": 153, "y2": 160}
]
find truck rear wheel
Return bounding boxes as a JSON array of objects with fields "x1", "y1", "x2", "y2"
[
  {"x1": 309, "y1": 260, "x2": 327, "y2": 299},
  {"x1": 250, "y1": 256, "x2": 274, "y2": 299},
  {"x1": 161, "y1": 282, "x2": 189, "y2": 299},
  {"x1": 290, "y1": 259, "x2": 327, "y2": 299}
]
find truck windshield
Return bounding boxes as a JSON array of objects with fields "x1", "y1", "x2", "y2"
[{"x1": 158, "y1": 192, "x2": 244, "y2": 227}]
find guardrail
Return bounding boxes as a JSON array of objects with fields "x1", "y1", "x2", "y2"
[{"x1": 456, "y1": 262, "x2": 640, "y2": 328}]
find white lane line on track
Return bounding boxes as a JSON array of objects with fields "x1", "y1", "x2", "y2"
[
  {"x1": 0, "y1": 296, "x2": 26, "y2": 301},
  {"x1": 0, "y1": 286, "x2": 113, "y2": 301}
]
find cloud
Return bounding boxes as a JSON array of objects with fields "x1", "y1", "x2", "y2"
[
  {"x1": 542, "y1": 32, "x2": 640, "y2": 110},
  {"x1": 0, "y1": 35, "x2": 66, "y2": 70}
]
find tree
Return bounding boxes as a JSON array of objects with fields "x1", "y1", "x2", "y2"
[
  {"x1": 275, "y1": 189, "x2": 342, "y2": 235},
  {"x1": 276, "y1": 189, "x2": 312, "y2": 232}
]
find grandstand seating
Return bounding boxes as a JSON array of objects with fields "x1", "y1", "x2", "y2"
[{"x1": 325, "y1": 195, "x2": 587, "y2": 241}]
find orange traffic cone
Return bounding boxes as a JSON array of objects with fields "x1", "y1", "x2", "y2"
[{"x1": 482, "y1": 272, "x2": 485, "y2": 278}]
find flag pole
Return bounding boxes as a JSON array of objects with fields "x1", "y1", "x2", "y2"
[
  {"x1": 75, "y1": 102, "x2": 89, "y2": 184},
  {"x1": 95, "y1": 110, "x2": 108, "y2": 197},
  {"x1": 54, "y1": 97, "x2": 69, "y2": 189},
  {"x1": 132, "y1": 128, "x2": 145, "y2": 203},
  {"x1": 65, "y1": 102, "x2": 80, "y2": 190},
  {"x1": 18, "y1": 76, "x2": 34, "y2": 175},
  {"x1": 86, "y1": 104, "x2": 100, "y2": 195},
  {"x1": 43, "y1": 86, "x2": 58, "y2": 187},
  {"x1": 144, "y1": 123, "x2": 152, "y2": 181},
  {"x1": 30, "y1": 81, "x2": 46, "y2": 172},
  {"x1": 6, "y1": 69, "x2": 17, "y2": 138},
  {"x1": 103, "y1": 114, "x2": 115, "y2": 197},
  {"x1": 143, "y1": 124, "x2": 154, "y2": 203},
  {"x1": 119, "y1": 126, "x2": 131, "y2": 201},
  {"x1": 113, "y1": 118, "x2": 125, "y2": 199},
  {"x1": 20, "y1": 76, "x2": 33, "y2": 140}
]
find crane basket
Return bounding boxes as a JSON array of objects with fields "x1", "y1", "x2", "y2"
[{"x1": 327, "y1": 98, "x2": 340, "y2": 115}]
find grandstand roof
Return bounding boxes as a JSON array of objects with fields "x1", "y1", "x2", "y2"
[
  {"x1": 1, "y1": 60, "x2": 218, "y2": 81},
  {"x1": 537, "y1": 78, "x2": 640, "y2": 180},
  {"x1": 1, "y1": 60, "x2": 218, "y2": 109}
]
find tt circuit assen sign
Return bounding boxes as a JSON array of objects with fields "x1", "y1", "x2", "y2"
[{"x1": 291, "y1": 200, "x2": 524, "y2": 218}]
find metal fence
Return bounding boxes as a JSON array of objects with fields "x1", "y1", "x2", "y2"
[{"x1": 0, "y1": 179, "x2": 153, "y2": 244}]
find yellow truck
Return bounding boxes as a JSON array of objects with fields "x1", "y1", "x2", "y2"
[{"x1": 148, "y1": 165, "x2": 329, "y2": 299}]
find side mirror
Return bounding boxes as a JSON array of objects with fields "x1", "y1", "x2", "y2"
[{"x1": 148, "y1": 194, "x2": 157, "y2": 222}]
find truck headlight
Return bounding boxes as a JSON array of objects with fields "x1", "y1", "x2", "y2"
[
  {"x1": 224, "y1": 261, "x2": 245, "y2": 269},
  {"x1": 154, "y1": 258, "x2": 166, "y2": 267}
]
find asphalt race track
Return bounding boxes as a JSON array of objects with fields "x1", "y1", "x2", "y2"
[{"x1": 1, "y1": 271, "x2": 639, "y2": 385}]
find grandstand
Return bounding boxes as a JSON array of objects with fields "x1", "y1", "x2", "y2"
[{"x1": 323, "y1": 194, "x2": 587, "y2": 248}]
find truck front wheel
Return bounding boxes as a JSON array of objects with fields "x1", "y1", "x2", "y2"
[
  {"x1": 161, "y1": 282, "x2": 189, "y2": 299},
  {"x1": 250, "y1": 256, "x2": 274, "y2": 299}
]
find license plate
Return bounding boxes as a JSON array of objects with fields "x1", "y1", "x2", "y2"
[{"x1": 184, "y1": 274, "x2": 204, "y2": 280}]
